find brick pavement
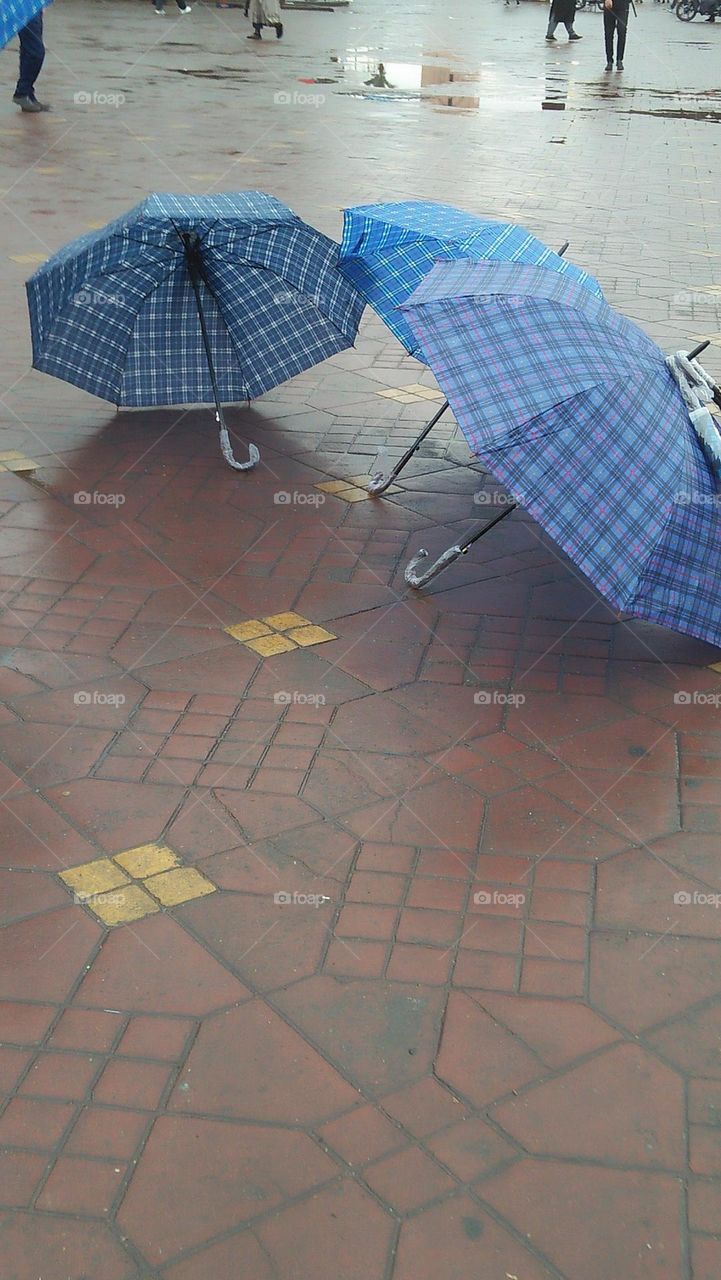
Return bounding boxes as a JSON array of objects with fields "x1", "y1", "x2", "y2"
[{"x1": 1, "y1": 1, "x2": 721, "y2": 1276}]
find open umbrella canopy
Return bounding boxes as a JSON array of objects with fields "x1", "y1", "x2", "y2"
[
  {"x1": 27, "y1": 192, "x2": 365, "y2": 408},
  {"x1": 1, "y1": 0, "x2": 48, "y2": 49},
  {"x1": 401, "y1": 260, "x2": 721, "y2": 650},
  {"x1": 339, "y1": 200, "x2": 602, "y2": 359}
]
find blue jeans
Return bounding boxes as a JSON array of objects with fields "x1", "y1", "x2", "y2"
[{"x1": 15, "y1": 14, "x2": 45, "y2": 100}]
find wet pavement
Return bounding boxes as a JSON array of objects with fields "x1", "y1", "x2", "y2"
[{"x1": 2, "y1": 1, "x2": 721, "y2": 1277}]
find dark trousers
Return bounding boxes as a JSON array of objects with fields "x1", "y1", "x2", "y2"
[
  {"x1": 15, "y1": 14, "x2": 45, "y2": 100},
  {"x1": 604, "y1": 4, "x2": 629, "y2": 61}
]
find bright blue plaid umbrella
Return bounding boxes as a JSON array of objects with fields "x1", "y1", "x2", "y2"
[
  {"x1": 339, "y1": 200, "x2": 602, "y2": 360},
  {"x1": 1, "y1": 0, "x2": 49, "y2": 49},
  {"x1": 27, "y1": 192, "x2": 365, "y2": 470},
  {"x1": 400, "y1": 260, "x2": 721, "y2": 650}
]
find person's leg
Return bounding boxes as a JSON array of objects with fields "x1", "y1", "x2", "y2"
[
  {"x1": 616, "y1": 7, "x2": 627, "y2": 60},
  {"x1": 566, "y1": 19, "x2": 582, "y2": 36},
  {"x1": 603, "y1": 10, "x2": 615, "y2": 63},
  {"x1": 15, "y1": 14, "x2": 45, "y2": 101},
  {"x1": 546, "y1": 19, "x2": 558, "y2": 37}
]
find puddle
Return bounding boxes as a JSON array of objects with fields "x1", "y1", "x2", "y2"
[{"x1": 629, "y1": 107, "x2": 721, "y2": 121}]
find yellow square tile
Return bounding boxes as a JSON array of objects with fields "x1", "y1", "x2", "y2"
[
  {"x1": 0, "y1": 452, "x2": 23, "y2": 461},
  {"x1": 90, "y1": 884, "x2": 160, "y2": 926},
  {"x1": 144, "y1": 867, "x2": 216, "y2": 906},
  {"x1": 709, "y1": 661, "x2": 721, "y2": 672},
  {"x1": 114, "y1": 843, "x2": 179, "y2": 878},
  {"x1": 341, "y1": 487, "x2": 372, "y2": 502},
  {"x1": 60, "y1": 858, "x2": 130, "y2": 897},
  {"x1": 225, "y1": 620, "x2": 272, "y2": 642},
  {"x1": 9, "y1": 253, "x2": 46, "y2": 265},
  {"x1": 394, "y1": 393, "x2": 419, "y2": 404},
  {"x1": 245, "y1": 633, "x2": 298, "y2": 656},
  {"x1": 262, "y1": 612, "x2": 309, "y2": 631},
  {"x1": 2, "y1": 457, "x2": 37, "y2": 472},
  {"x1": 376, "y1": 388, "x2": 405, "y2": 400},
  {"x1": 286, "y1": 624, "x2": 336, "y2": 646},
  {"x1": 315, "y1": 479, "x2": 354, "y2": 494}
]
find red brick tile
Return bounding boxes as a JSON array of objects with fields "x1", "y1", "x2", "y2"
[
  {"x1": 146, "y1": 760, "x2": 199, "y2": 786},
  {"x1": 691, "y1": 1127, "x2": 721, "y2": 1175},
  {"x1": 532, "y1": 860, "x2": 592, "y2": 891},
  {"x1": 689, "y1": 1081, "x2": 721, "y2": 1127},
  {"x1": 118, "y1": 1115, "x2": 335, "y2": 1263},
  {"x1": 196, "y1": 763, "x2": 253, "y2": 789},
  {"x1": 274, "y1": 722, "x2": 325, "y2": 748},
  {"x1": 524, "y1": 922, "x2": 587, "y2": 963},
  {"x1": 0, "y1": 1150, "x2": 46, "y2": 1206},
  {"x1": 0, "y1": 1003, "x2": 56, "y2": 1045},
  {"x1": 0, "y1": 1097, "x2": 76, "y2": 1148},
  {"x1": 453, "y1": 951, "x2": 518, "y2": 991},
  {"x1": 324, "y1": 938, "x2": 387, "y2": 978},
  {"x1": 415, "y1": 850, "x2": 472, "y2": 878},
  {"x1": 37, "y1": 1156, "x2": 126, "y2": 1214},
  {"x1": 353, "y1": 845, "x2": 413, "y2": 876},
  {"x1": 693, "y1": 1237, "x2": 721, "y2": 1280},
  {"x1": 381, "y1": 1078, "x2": 468, "y2": 1137},
  {"x1": 262, "y1": 745, "x2": 316, "y2": 771},
  {"x1": 66, "y1": 1106, "x2": 150, "y2": 1159},
  {"x1": 406, "y1": 878, "x2": 466, "y2": 912},
  {"x1": 363, "y1": 1145, "x2": 456, "y2": 1211},
  {"x1": 110, "y1": 731, "x2": 165, "y2": 757},
  {"x1": 96, "y1": 757, "x2": 149, "y2": 782},
  {"x1": 317, "y1": 1105, "x2": 407, "y2": 1166},
  {"x1": 426, "y1": 1115, "x2": 517, "y2": 1181},
  {"x1": 191, "y1": 695, "x2": 240, "y2": 715},
  {"x1": 530, "y1": 888, "x2": 589, "y2": 926},
  {"x1": 256, "y1": 1181, "x2": 394, "y2": 1280},
  {"x1": 117, "y1": 1016, "x2": 195, "y2": 1061},
  {"x1": 346, "y1": 871, "x2": 407, "y2": 906},
  {"x1": 161, "y1": 735, "x2": 217, "y2": 761},
  {"x1": 386, "y1": 944, "x2": 453, "y2": 985},
  {"x1": 394, "y1": 1191, "x2": 555, "y2": 1280},
  {"x1": 163, "y1": 1233, "x2": 276, "y2": 1280},
  {"x1": 521, "y1": 958, "x2": 585, "y2": 997},
  {"x1": 0, "y1": 1047, "x2": 32, "y2": 1093},
  {"x1": 131, "y1": 710, "x2": 178, "y2": 734},
  {"x1": 251, "y1": 768, "x2": 303, "y2": 795},
  {"x1": 19, "y1": 1052, "x2": 100, "y2": 1100},
  {"x1": 460, "y1": 915, "x2": 523, "y2": 953},
  {"x1": 397, "y1": 909, "x2": 459, "y2": 948},
  {"x1": 177, "y1": 713, "x2": 229, "y2": 737},
  {"x1": 335, "y1": 904, "x2": 398, "y2": 940},
  {"x1": 93, "y1": 1060, "x2": 172, "y2": 1110},
  {"x1": 435, "y1": 993, "x2": 540, "y2": 1107},
  {"x1": 144, "y1": 692, "x2": 192, "y2": 711},
  {"x1": 688, "y1": 1179, "x2": 721, "y2": 1233}
]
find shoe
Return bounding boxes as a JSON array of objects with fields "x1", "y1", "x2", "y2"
[
  {"x1": 13, "y1": 94, "x2": 50, "y2": 112},
  {"x1": 616, "y1": 59, "x2": 624, "y2": 68},
  {"x1": 247, "y1": 29, "x2": 262, "y2": 36},
  {"x1": 569, "y1": 30, "x2": 582, "y2": 38},
  {"x1": 275, "y1": 21, "x2": 283, "y2": 35},
  {"x1": 605, "y1": 61, "x2": 613, "y2": 69},
  {"x1": 545, "y1": 33, "x2": 557, "y2": 40},
  {"x1": 178, "y1": 4, "x2": 192, "y2": 11},
  {"x1": 154, "y1": 4, "x2": 166, "y2": 11}
]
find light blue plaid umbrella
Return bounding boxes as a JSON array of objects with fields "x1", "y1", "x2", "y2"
[
  {"x1": 339, "y1": 200, "x2": 602, "y2": 360},
  {"x1": 400, "y1": 260, "x2": 721, "y2": 649},
  {"x1": 1, "y1": 0, "x2": 49, "y2": 49},
  {"x1": 27, "y1": 192, "x2": 365, "y2": 470}
]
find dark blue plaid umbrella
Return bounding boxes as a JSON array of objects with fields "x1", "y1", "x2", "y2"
[
  {"x1": 401, "y1": 260, "x2": 721, "y2": 650},
  {"x1": 1, "y1": 0, "x2": 48, "y2": 48},
  {"x1": 339, "y1": 200, "x2": 602, "y2": 359},
  {"x1": 27, "y1": 192, "x2": 365, "y2": 470}
]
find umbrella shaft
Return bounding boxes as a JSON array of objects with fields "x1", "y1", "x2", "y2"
[{"x1": 184, "y1": 247, "x2": 224, "y2": 411}]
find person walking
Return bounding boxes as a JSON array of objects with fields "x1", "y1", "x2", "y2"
[
  {"x1": 545, "y1": 0, "x2": 582, "y2": 41},
  {"x1": 246, "y1": 0, "x2": 283, "y2": 39},
  {"x1": 154, "y1": 1, "x2": 192, "y2": 14},
  {"x1": 604, "y1": 0, "x2": 629, "y2": 69},
  {"x1": 13, "y1": 13, "x2": 50, "y2": 113}
]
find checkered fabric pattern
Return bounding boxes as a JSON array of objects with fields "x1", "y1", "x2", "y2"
[
  {"x1": 339, "y1": 200, "x2": 602, "y2": 359},
  {"x1": 26, "y1": 192, "x2": 365, "y2": 407},
  {"x1": 402, "y1": 260, "x2": 721, "y2": 651},
  {"x1": 1, "y1": 0, "x2": 48, "y2": 49}
]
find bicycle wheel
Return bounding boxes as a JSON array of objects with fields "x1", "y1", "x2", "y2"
[{"x1": 676, "y1": 0, "x2": 699, "y2": 18}]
